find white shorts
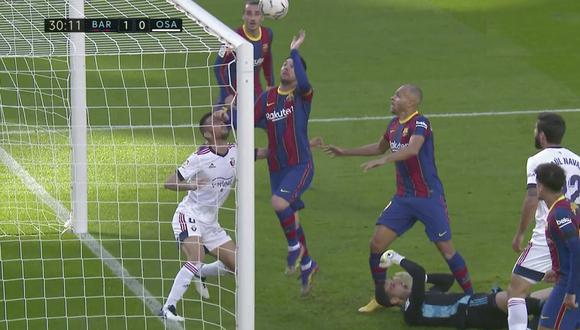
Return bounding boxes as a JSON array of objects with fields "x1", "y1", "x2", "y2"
[
  {"x1": 512, "y1": 241, "x2": 552, "y2": 283},
  {"x1": 171, "y1": 208, "x2": 232, "y2": 252}
]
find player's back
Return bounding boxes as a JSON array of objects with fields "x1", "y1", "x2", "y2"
[{"x1": 527, "y1": 147, "x2": 580, "y2": 245}]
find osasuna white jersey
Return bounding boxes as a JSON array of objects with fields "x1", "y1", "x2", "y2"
[
  {"x1": 176, "y1": 144, "x2": 236, "y2": 224},
  {"x1": 526, "y1": 147, "x2": 580, "y2": 246}
]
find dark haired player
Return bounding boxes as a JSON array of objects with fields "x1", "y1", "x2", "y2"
[
  {"x1": 534, "y1": 163, "x2": 580, "y2": 330},
  {"x1": 214, "y1": 0, "x2": 274, "y2": 105},
  {"x1": 215, "y1": 30, "x2": 318, "y2": 296}
]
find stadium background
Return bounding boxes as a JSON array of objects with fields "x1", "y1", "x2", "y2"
[{"x1": 1, "y1": 0, "x2": 580, "y2": 329}]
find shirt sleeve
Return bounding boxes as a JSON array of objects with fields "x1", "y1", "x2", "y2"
[
  {"x1": 412, "y1": 116, "x2": 431, "y2": 138},
  {"x1": 177, "y1": 153, "x2": 201, "y2": 181},
  {"x1": 214, "y1": 45, "x2": 236, "y2": 101},
  {"x1": 254, "y1": 91, "x2": 267, "y2": 128},
  {"x1": 290, "y1": 49, "x2": 312, "y2": 96},
  {"x1": 526, "y1": 157, "x2": 537, "y2": 188},
  {"x1": 400, "y1": 259, "x2": 426, "y2": 323},
  {"x1": 226, "y1": 91, "x2": 267, "y2": 130},
  {"x1": 426, "y1": 273, "x2": 455, "y2": 293},
  {"x1": 263, "y1": 28, "x2": 274, "y2": 87}
]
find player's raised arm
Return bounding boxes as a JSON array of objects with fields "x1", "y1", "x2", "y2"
[
  {"x1": 214, "y1": 46, "x2": 235, "y2": 103},
  {"x1": 263, "y1": 29, "x2": 275, "y2": 88},
  {"x1": 322, "y1": 135, "x2": 389, "y2": 158},
  {"x1": 289, "y1": 30, "x2": 311, "y2": 94}
]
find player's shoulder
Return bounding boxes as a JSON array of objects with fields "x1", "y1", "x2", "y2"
[
  {"x1": 196, "y1": 145, "x2": 213, "y2": 156},
  {"x1": 413, "y1": 114, "x2": 430, "y2": 128},
  {"x1": 527, "y1": 148, "x2": 553, "y2": 163},
  {"x1": 261, "y1": 26, "x2": 273, "y2": 37}
]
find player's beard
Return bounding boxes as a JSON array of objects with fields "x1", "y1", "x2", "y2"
[{"x1": 534, "y1": 134, "x2": 542, "y2": 149}]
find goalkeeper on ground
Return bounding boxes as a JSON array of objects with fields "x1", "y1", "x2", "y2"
[{"x1": 373, "y1": 250, "x2": 544, "y2": 329}]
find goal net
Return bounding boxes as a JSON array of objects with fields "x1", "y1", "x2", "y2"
[{"x1": 0, "y1": 0, "x2": 254, "y2": 329}]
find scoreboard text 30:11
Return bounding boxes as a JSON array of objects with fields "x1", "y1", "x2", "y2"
[{"x1": 44, "y1": 18, "x2": 182, "y2": 33}]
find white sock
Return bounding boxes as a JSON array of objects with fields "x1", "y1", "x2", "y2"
[
  {"x1": 199, "y1": 261, "x2": 231, "y2": 277},
  {"x1": 165, "y1": 261, "x2": 201, "y2": 307},
  {"x1": 507, "y1": 297, "x2": 528, "y2": 330}
]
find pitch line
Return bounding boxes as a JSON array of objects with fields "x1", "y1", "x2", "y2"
[
  {"x1": 0, "y1": 146, "x2": 183, "y2": 330},
  {"x1": 309, "y1": 108, "x2": 580, "y2": 123}
]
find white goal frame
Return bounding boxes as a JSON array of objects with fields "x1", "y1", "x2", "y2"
[{"x1": 66, "y1": 0, "x2": 255, "y2": 328}]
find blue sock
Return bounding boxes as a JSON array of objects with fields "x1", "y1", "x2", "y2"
[
  {"x1": 446, "y1": 252, "x2": 473, "y2": 294},
  {"x1": 369, "y1": 252, "x2": 386, "y2": 285},
  {"x1": 276, "y1": 207, "x2": 298, "y2": 247}
]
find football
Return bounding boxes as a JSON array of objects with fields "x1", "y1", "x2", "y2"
[{"x1": 259, "y1": 0, "x2": 289, "y2": 20}]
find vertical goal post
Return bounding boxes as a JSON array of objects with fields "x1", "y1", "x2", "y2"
[{"x1": 0, "y1": 0, "x2": 254, "y2": 328}]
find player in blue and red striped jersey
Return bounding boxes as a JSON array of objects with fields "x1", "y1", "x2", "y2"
[
  {"x1": 215, "y1": 30, "x2": 318, "y2": 296},
  {"x1": 323, "y1": 84, "x2": 473, "y2": 312},
  {"x1": 214, "y1": 0, "x2": 274, "y2": 105},
  {"x1": 535, "y1": 163, "x2": 580, "y2": 330}
]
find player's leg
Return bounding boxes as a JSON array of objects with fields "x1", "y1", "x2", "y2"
[
  {"x1": 162, "y1": 210, "x2": 207, "y2": 321},
  {"x1": 464, "y1": 293, "x2": 509, "y2": 329},
  {"x1": 291, "y1": 202, "x2": 310, "y2": 271},
  {"x1": 416, "y1": 195, "x2": 473, "y2": 294},
  {"x1": 360, "y1": 198, "x2": 416, "y2": 312},
  {"x1": 507, "y1": 242, "x2": 550, "y2": 330},
  {"x1": 201, "y1": 226, "x2": 236, "y2": 276},
  {"x1": 537, "y1": 285, "x2": 579, "y2": 330},
  {"x1": 270, "y1": 162, "x2": 314, "y2": 276}
]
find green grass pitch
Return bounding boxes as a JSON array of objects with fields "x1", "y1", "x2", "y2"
[{"x1": 2, "y1": 0, "x2": 580, "y2": 329}]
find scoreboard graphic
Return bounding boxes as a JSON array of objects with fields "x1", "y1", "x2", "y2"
[{"x1": 44, "y1": 18, "x2": 182, "y2": 33}]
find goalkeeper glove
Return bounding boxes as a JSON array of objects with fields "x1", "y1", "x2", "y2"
[{"x1": 379, "y1": 250, "x2": 405, "y2": 268}]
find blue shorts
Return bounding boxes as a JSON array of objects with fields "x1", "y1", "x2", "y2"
[
  {"x1": 540, "y1": 284, "x2": 580, "y2": 329},
  {"x1": 269, "y1": 161, "x2": 313, "y2": 211},
  {"x1": 376, "y1": 195, "x2": 451, "y2": 242}
]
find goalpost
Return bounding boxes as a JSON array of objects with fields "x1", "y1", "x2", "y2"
[{"x1": 0, "y1": 0, "x2": 254, "y2": 329}]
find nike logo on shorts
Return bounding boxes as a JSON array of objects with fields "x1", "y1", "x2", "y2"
[{"x1": 438, "y1": 231, "x2": 447, "y2": 237}]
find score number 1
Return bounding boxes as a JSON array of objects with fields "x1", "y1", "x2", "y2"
[{"x1": 118, "y1": 19, "x2": 150, "y2": 33}]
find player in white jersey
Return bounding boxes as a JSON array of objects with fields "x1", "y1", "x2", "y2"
[
  {"x1": 506, "y1": 113, "x2": 580, "y2": 330},
  {"x1": 161, "y1": 112, "x2": 237, "y2": 322}
]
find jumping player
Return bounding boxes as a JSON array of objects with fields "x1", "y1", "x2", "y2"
[{"x1": 215, "y1": 30, "x2": 318, "y2": 296}]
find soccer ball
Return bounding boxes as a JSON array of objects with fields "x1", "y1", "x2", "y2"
[{"x1": 259, "y1": 0, "x2": 289, "y2": 20}]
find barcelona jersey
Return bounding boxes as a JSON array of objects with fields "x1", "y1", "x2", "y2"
[
  {"x1": 545, "y1": 196, "x2": 580, "y2": 293},
  {"x1": 214, "y1": 25, "x2": 274, "y2": 103},
  {"x1": 383, "y1": 112, "x2": 444, "y2": 198},
  {"x1": 254, "y1": 49, "x2": 312, "y2": 172}
]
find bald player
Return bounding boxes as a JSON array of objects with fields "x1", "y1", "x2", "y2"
[{"x1": 323, "y1": 84, "x2": 473, "y2": 311}]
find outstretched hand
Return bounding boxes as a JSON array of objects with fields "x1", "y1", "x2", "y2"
[
  {"x1": 290, "y1": 29, "x2": 306, "y2": 50},
  {"x1": 309, "y1": 136, "x2": 324, "y2": 148},
  {"x1": 361, "y1": 158, "x2": 387, "y2": 172},
  {"x1": 322, "y1": 144, "x2": 345, "y2": 158}
]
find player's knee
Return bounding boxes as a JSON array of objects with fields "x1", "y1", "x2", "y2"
[
  {"x1": 507, "y1": 278, "x2": 530, "y2": 298},
  {"x1": 369, "y1": 235, "x2": 388, "y2": 253},
  {"x1": 271, "y1": 195, "x2": 289, "y2": 211}
]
